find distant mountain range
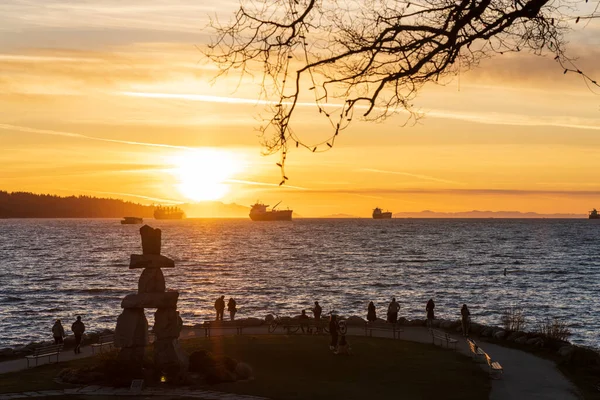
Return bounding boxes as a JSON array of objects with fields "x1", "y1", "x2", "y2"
[{"x1": 392, "y1": 210, "x2": 587, "y2": 219}]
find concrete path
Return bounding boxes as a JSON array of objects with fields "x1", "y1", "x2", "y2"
[{"x1": 0, "y1": 325, "x2": 581, "y2": 399}]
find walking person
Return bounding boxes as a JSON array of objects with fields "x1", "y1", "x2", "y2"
[
  {"x1": 214, "y1": 295, "x2": 225, "y2": 321},
  {"x1": 227, "y1": 298, "x2": 237, "y2": 321},
  {"x1": 387, "y1": 297, "x2": 400, "y2": 324},
  {"x1": 329, "y1": 314, "x2": 339, "y2": 351},
  {"x1": 461, "y1": 304, "x2": 471, "y2": 337},
  {"x1": 426, "y1": 298, "x2": 435, "y2": 328},
  {"x1": 52, "y1": 319, "x2": 65, "y2": 344},
  {"x1": 367, "y1": 301, "x2": 377, "y2": 322},
  {"x1": 71, "y1": 316, "x2": 85, "y2": 354}
]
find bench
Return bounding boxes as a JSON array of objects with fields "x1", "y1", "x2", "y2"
[
  {"x1": 429, "y1": 329, "x2": 458, "y2": 349},
  {"x1": 484, "y1": 352, "x2": 504, "y2": 379},
  {"x1": 467, "y1": 338, "x2": 486, "y2": 362},
  {"x1": 25, "y1": 344, "x2": 63, "y2": 367},
  {"x1": 364, "y1": 323, "x2": 403, "y2": 339},
  {"x1": 91, "y1": 334, "x2": 114, "y2": 354},
  {"x1": 202, "y1": 322, "x2": 243, "y2": 337}
]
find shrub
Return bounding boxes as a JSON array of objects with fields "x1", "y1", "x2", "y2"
[
  {"x1": 536, "y1": 317, "x2": 571, "y2": 342},
  {"x1": 500, "y1": 307, "x2": 526, "y2": 332}
]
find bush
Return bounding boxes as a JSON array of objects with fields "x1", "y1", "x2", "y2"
[
  {"x1": 536, "y1": 317, "x2": 571, "y2": 342},
  {"x1": 500, "y1": 307, "x2": 526, "y2": 332}
]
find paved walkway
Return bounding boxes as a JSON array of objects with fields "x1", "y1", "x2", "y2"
[{"x1": 0, "y1": 325, "x2": 581, "y2": 399}]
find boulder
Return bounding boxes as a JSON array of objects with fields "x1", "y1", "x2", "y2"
[
  {"x1": 121, "y1": 291, "x2": 179, "y2": 309},
  {"x1": 0, "y1": 348, "x2": 14, "y2": 357},
  {"x1": 469, "y1": 323, "x2": 484, "y2": 335},
  {"x1": 235, "y1": 362, "x2": 253, "y2": 380},
  {"x1": 346, "y1": 316, "x2": 366, "y2": 326},
  {"x1": 558, "y1": 345, "x2": 575, "y2": 358},
  {"x1": 189, "y1": 350, "x2": 216, "y2": 373},
  {"x1": 241, "y1": 318, "x2": 263, "y2": 327},
  {"x1": 265, "y1": 314, "x2": 274, "y2": 323},
  {"x1": 130, "y1": 254, "x2": 174, "y2": 269},
  {"x1": 397, "y1": 317, "x2": 408, "y2": 326},
  {"x1": 115, "y1": 308, "x2": 148, "y2": 348},
  {"x1": 154, "y1": 308, "x2": 182, "y2": 340},
  {"x1": 481, "y1": 328, "x2": 493, "y2": 337},
  {"x1": 526, "y1": 337, "x2": 542, "y2": 346},
  {"x1": 493, "y1": 330, "x2": 507, "y2": 340},
  {"x1": 440, "y1": 320, "x2": 454, "y2": 329},
  {"x1": 430, "y1": 319, "x2": 441, "y2": 328},
  {"x1": 140, "y1": 225, "x2": 161, "y2": 255},
  {"x1": 507, "y1": 332, "x2": 523, "y2": 342},
  {"x1": 138, "y1": 268, "x2": 166, "y2": 293},
  {"x1": 515, "y1": 336, "x2": 528, "y2": 344}
]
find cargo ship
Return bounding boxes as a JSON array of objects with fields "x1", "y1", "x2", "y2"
[
  {"x1": 249, "y1": 201, "x2": 292, "y2": 221},
  {"x1": 154, "y1": 205, "x2": 185, "y2": 220},
  {"x1": 121, "y1": 216, "x2": 143, "y2": 224},
  {"x1": 590, "y1": 209, "x2": 599, "y2": 219},
  {"x1": 372, "y1": 207, "x2": 392, "y2": 219}
]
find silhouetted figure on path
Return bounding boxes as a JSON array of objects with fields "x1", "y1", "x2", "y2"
[
  {"x1": 387, "y1": 297, "x2": 400, "y2": 323},
  {"x1": 71, "y1": 316, "x2": 85, "y2": 354},
  {"x1": 52, "y1": 319, "x2": 65, "y2": 345},
  {"x1": 367, "y1": 301, "x2": 377, "y2": 322},
  {"x1": 336, "y1": 334, "x2": 352, "y2": 355},
  {"x1": 461, "y1": 304, "x2": 471, "y2": 337},
  {"x1": 214, "y1": 296, "x2": 225, "y2": 321},
  {"x1": 426, "y1": 299, "x2": 435, "y2": 328},
  {"x1": 299, "y1": 309, "x2": 310, "y2": 333},
  {"x1": 329, "y1": 314, "x2": 339, "y2": 350},
  {"x1": 312, "y1": 301, "x2": 323, "y2": 333},
  {"x1": 227, "y1": 298, "x2": 237, "y2": 321}
]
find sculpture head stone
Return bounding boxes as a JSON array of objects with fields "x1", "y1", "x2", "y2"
[{"x1": 140, "y1": 225, "x2": 161, "y2": 255}]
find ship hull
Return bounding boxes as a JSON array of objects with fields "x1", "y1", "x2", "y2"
[
  {"x1": 373, "y1": 213, "x2": 392, "y2": 219},
  {"x1": 590, "y1": 215, "x2": 600, "y2": 220},
  {"x1": 250, "y1": 210, "x2": 293, "y2": 221}
]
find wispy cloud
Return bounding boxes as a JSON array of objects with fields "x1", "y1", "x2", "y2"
[
  {"x1": 122, "y1": 91, "x2": 600, "y2": 131},
  {"x1": 73, "y1": 189, "x2": 182, "y2": 204},
  {"x1": 226, "y1": 179, "x2": 309, "y2": 191},
  {"x1": 358, "y1": 168, "x2": 462, "y2": 185},
  {"x1": 301, "y1": 188, "x2": 600, "y2": 196},
  {"x1": 0, "y1": 123, "x2": 192, "y2": 149}
]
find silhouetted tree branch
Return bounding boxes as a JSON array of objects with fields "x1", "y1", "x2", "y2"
[{"x1": 206, "y1": 0, "x2": 595, "y2": 183}]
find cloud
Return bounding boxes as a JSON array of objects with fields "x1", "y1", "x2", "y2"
[
  {"x1": 300, "y1": 188, "x2": 600, "y2": 197},
  {"x1": 357, "y1": 168, "x2": 463, "y2": 185},
  {"x1": 0, "y1": 123, "x2": 192, "y2": 149}
]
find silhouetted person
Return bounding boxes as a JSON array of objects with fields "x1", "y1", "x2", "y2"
[
  {"x1": 387, "y1": 297, "x2": 400, "y2": 323},
  {"x1": 336, "y1": 334, "x2": 351, "y2": 355},
  {"x1": 461, "y1": 304, "x2": 471, "y2": 337},
  {"x1": 214, "y1": 296, "x2": 225, "y2": 321},
  {"x1": 71, "y1": 316, "x2": 85, "y2": 354},
  {"x1": 312, "y1": 301, "x2": 323, "y2": 333},
  {"x1": 367, "y1": 301, "x2": 377, "y2": 322},
  {"x1": 329, "y1": 315, "x2": 338, "y2": 350},
  {"x1": 227, "y1": 298, "x2": 237, "y2": 321},
  {"x1": 504, "y1": 268, "x2": 507, "y2": 276},
  {"x1": 299, "y1": 309, "x2": 310, "y2": 333},
  {"x1": 426, "y1": 298, "x2": 435, "y2": 328},
  {"x1": 52, "y1": 319, "x2": 65, "y2": 345}
]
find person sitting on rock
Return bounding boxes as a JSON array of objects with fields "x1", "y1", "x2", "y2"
[
  {"x1": 299, "y1": 309, "x2": 310, "y2": 333},
  {"x1": 227, "y1": 298, "x2": 237, "y2": 321},
  {"x1": 215, "y1": 296, "x2": 225, "y2": 321},
  {"x1": 71, "y1": 316, "x2": 85, "y2": 354},
  {"x1": 335, "y1": 335, "x2": 352, "y2": 355},
  {"x1": 367, "y1": 301, "x2": 377, "y2": 322},
  {"x1": 52, "y1": 319, "x2": 65, "y2": 344}
]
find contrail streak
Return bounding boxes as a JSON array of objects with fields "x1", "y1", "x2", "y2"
[
  {"x1": 358, "y1": 168, "x2": 462, "y2": 185},
  {"x1": 0, "y1": 123, "x2": 192, "y2": 149}
]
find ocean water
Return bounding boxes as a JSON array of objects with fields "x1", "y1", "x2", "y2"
[{"x1": 0, "y1": 218, "x2": 598, "y2": 349}]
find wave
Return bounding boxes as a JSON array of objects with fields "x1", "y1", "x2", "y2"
[{"x1": 1, "y1": 296, "x2": 25, "y2": 303}]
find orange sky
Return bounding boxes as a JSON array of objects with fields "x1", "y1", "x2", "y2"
[{"x1": 1, "y1": 1, "x2": 600, "y2": 217}]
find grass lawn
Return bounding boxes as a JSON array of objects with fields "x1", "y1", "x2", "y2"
[
  {"x1": 182, "y1": 335, "x2": 490, "y2": 400},
  {"x1": 0, "y1": 335, "x2": 490, "y2": 399}
]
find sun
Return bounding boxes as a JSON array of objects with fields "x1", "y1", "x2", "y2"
[{"x1": 169, "y1": 149, "x2": 241, "y2": 202}]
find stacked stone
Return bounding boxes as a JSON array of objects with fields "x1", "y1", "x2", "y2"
[{"x1": 114, "y1": 225, "x2": 188, "y2": 376}]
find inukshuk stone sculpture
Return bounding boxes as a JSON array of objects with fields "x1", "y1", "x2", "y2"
[{"x1": 114, "y1": 225, "x2": 188, "y2": 378}]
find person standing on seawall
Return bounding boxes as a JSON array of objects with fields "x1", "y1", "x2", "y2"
[
  {"x1": 387, "y1": 297, "x2": 400, "y2": 324},
  {"x1": 52, "y1": 319, "x2": 65, "y2": 344},
  {"x1": 426, "y1": 299, "x2": 435, "y2": 328},
  {"x1": 215, "y1": 295, "x2": 225, "y2": 321},
  {"x1": 71, "y1": 316, "x2": 85, "y2": 354},
  {"x1": 312, "y1": 301, "x2": 323, "y2": 333},
  {"x1": 461, "y1": 304, "x2": 471, "y2": 337},
  {"x1": 227, "y1": 297, "x2": 237, "y2": 321},
  {"x1": 367, "y1": 301, "x2": 377, "y2": 322},
  {"x1": 329, "y1": 314, "x2": 339, "y2": 351}
]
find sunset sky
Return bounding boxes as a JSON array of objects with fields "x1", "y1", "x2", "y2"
[{"x1": 1, "y1": 0, "x2": 600, "y2": 217}]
